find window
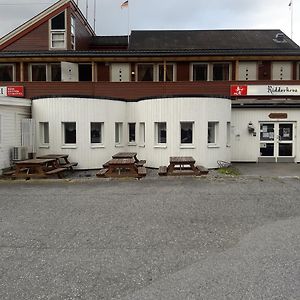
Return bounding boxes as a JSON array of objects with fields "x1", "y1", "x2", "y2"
[
  {"x1": 137, "y1": 64, "x2": 154, "y2": 81},
  {"x1": 226, "y1": 122, "x2": 231, "y2": 146},
  {"x1": 0, "y1": 115, "x2": 2, "y2": 145},
  {"x1": 212, "y1": 63, "x2": 230, "y2": 80},
  {"x1": 90, "y1": 122, "x2": 103, "y2": 144},
  {"x1": 128, "y1": 123, "x2": 136, "y2": 143},
  {"x1": 0, "y1": 64, "x2": 14, "y2": 81},
  {"x1": 31, "y1": 64, "x2": 46, "y2": 81},
  {"x1": 115, "y1": 122, "x2": 123, "y2": 144},
  {"x1": 139, "y1": 122, "x2": 145, "y2": 145},
  {"x1": 51, "y1": 64, "x2": 61, "y2": 81},
  {"x1": 155, "y1": 122, "x2": 167, "y2": 144},
  {"x1": 193, "y1": 64, "x2": 208, "y2": 81},
  {"x1": 181, "y1": 122, "x2": 193, "y2": 144},
  {"x1": 39, "y1": 122, "x2": 49, "y2": 145},
  {"x1": 71, "y1": 16, "x2": 75, "y2": 50},
  {"x1": 79, "y1": 64, "x2": 92, "y2": 81},
  {"x1": 298, "y1": 63, "x2": 300, "y2": 79},
  {"x1": 208, "y1": 122, "x2": 219, "y2": 145},
  {"x1": 158, "y1": 64, "x2": 174, "y2": 81},
  {"x1": 62, "y1": 122, "x2": 76, "y2": 144},
  {"x1": 50, "y1": 11, "x2": 66, "y2": 49}
]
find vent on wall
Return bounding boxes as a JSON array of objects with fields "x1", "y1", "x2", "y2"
[
  {"x1": 11, "y1": 146, "x2": 28, "y2": 161},
  {"x1": 273, "y1": 33, "x2": 287, "y2": 43}
]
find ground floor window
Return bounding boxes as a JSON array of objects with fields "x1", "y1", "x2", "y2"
[
  {"x1": 0, "y1": 64, "x2": 14, "y2": 81},
  {"x1": 208, "y1": 122, "x2": 219, "y2": 145},
  {"x1": 128, "y1": 123, "x2": 136, "y2": 143},
  {"x1": 62, "y1": 122, "x2": 76, "y2": 144},
  {"x1": 39, "y1": 122, "x2": 49, "y2": 145},
  {"x1": 115, "y1": 122, "x2": 123, "y2": 144},
  {"x1": 155, "y1": 122, "x2": 167, "y2": 144},
  {"x1": 180, "y1": 122, "x2": 193, "y2": 144},
  {"x1": 226, "y1": 122, "x2": 231, "y2": 146},
  {"x1": 90, "y1": 122, "x2": 103, "y2": 144},
  {"x1": 139, "y1": 122, "x2": 145, "y2": 145}
]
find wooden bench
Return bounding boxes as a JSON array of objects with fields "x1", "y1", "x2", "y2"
[
  {"x1": 96, "y1": 168, "x2": 108, "y2": 177},
  {"x1": 45, "y1": 167, "x2": 67, "y2": 178},
  {"x1": 61, "y1": 162, "x2": 78, "y2": 170},
  {"x1": 158, "y1": 166, "x2": 168, "y2": 176},
  {"x1": 136, "y1": 160, "x2": 146, "y2": 167},
  {"x1": 137, "y1": 166, "x2": 147, "y2": 177},
  {"x1": 196, "y1": 165, "x2": 209, "y2": 175}
]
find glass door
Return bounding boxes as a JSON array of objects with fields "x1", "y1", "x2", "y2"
[{"x1": 259, "y1": 122, "x2": 295, "y2": 162}]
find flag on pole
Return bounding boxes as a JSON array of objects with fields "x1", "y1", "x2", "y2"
[
  {"x1": 121, "y1": 0, "x2": 128, "y2": 8},
  {"x1": 288, "y1": 0, "x2": 292, "y2": 7}
]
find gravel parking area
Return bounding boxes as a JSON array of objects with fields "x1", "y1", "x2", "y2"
[{"x1": 0, "y1": 176, "x2": 299, "y2": 299}]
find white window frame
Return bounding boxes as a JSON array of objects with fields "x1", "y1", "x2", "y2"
[
  {"x1": 139, "y1": 122, "x2": 145, "y2": 146},
  {"x1": 62, "y1": 122, "x2": 77, "y2": 148},
  {"x1": 115, "y1": 122, "x2": 123, "y2": 146},
  {"x1": 190, "y1": 63, "x2": 231, "y2": 81},
  {"x1": 90, "y1": 122, "x2": 104, "y2": 147},
  {"x1": 180, "y1": 121, "x2": 194, "y2": 147},
  {"x1": 207, "y1": 121, "x2": 219, "y2": 147},
  {"x1": 0, "y1": 63, "x2": 15, "y2": 82},
  {"x1": 49, "y1": 10, "x2": 67, "y2": 50},
  {"x1": 39, "y1": 122, "x2": 49, "y2": 148},
  {"x1": 128, "y1": 122, "x2": 136, "y2": 144},
  {"x1": 155, "y1": 122, "x2": 167, "y2": 146}
]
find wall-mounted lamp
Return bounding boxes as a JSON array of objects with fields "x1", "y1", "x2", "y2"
[{"x1": 248, "y1": 121, "x2": 256, "y2": 136}]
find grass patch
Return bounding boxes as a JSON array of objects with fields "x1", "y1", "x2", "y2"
[{"x1": 217, "y1": 167, "x2": 240, "y2": 176}]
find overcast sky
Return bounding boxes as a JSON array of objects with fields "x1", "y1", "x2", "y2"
[{"x1": 0, "y1": 0, "x2": 299, "y2": 45}]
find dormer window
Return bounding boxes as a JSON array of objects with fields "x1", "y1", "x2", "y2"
[{"x1": 50, "y1": 11, "x2": 66, "y2": 49}]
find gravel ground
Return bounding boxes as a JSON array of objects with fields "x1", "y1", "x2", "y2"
[{"x1": 0, "y1": 175, "x2": 299, "y2": 299}]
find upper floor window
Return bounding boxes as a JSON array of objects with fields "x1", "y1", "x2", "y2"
[
  {"x1": 193, "y1": 64, "x2": 208, "y2": 81},
  {"x1": 0, "y1": 64, "x2": 14, "y2": 82},
  {"x1": 158, "y1": 64, "x2": 174, "y2": 81},
  {"x1": 137, "y1": 64, "x2": 154, "y2": 81},
  {"x1": 71, "y1": 16, "x2": 76, "y2": 50},
  {"x1": 30, "y1": 63, "x2": 61, "y2": 82},
  {"x1": 79, "y1": 64, "x2": 92, "y2": 81},
  {"x1": 50, "y1": 11, "x2": 66, "y2": 49},
  {"x1": 212, "y1": 63, "x2": 230, "y2": 81}
]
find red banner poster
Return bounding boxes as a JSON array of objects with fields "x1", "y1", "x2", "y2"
[{"x1": 7, "y1": 86, "x2": 24, "y2": 97}]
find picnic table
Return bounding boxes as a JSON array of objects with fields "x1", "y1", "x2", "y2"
[
  {"x1": 159, "y1": 156, "x2": 208, "y2": 176},
  {"x1": 104, "y1": 152, "x2": 146, "y2": 167},
  {"x1": 97, "y1": 158, "x2": 146, "y2": 178},
  {"x1": 13, "y1": 158, "x2": 67, "y2": 179},
  {"x1": 37, "y1": 154, "x2": 78, "y2": 171}
]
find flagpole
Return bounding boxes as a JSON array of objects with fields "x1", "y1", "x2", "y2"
[
  {"x1": 127, "y1": 1, "x2": 130, "y2": 45},
  {"x1": 290, "y1": 0, "x2": 293, "y2": 39}
]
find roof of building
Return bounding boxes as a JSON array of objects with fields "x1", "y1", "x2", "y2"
[
  {"x1": 90, "y1": 36, "x2": 128, "y2": 47},
  {"x1": 129, "y1": 30, "x2": 299, "y2": 51}
]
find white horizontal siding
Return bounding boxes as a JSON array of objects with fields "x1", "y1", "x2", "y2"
[{"x1": 33, "y1": 97, "x2": 231, "y2": 169}]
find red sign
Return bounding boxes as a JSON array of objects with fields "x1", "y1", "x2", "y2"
[
  {"x1": 7, "y1": 86, "x2": 24, "y2": 97},
  {"x1": 230, "y1": 85, "x2": 248, "y2": 96}
]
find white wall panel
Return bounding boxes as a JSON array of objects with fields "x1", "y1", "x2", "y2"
[
  {"x1": 0, "y1": 97, "x2": 31, "y2": 172},
  {"x1": 33, "y1": 97, "x2": 231, "y2": 169},
  {"x1": 238, "y1": 62, "x2": 257, "y2": 81},
  {"x1": 232, "y1": 108, "x2": 300, "y2": 162},
  {"x1": 272, "y1": 62, "x2": 292, "y2": 80}
]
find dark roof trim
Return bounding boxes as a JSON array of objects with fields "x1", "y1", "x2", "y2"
[
  {"x1": 31, "y1": 94, "x2": 231, "y2": 102},
  {"x1": 1, "y1": 49, "x2": 300, "y2": 58}
]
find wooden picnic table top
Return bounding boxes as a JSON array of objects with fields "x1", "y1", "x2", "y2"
[
  {"x1": 108, "y1": 158, "x2": 135, "y2": 165},
  {"x1": 15, "y1": 158, "x2": 56, "y2": 165},
  {"x1": 37, "y1": 154, "x2": 69, "y2": 159},
  {"x1": 112, "y1": 152, "x2": 137, "y2": 159},
  {"x1": 169, "y1": 156, "x2": 196, "y2": 164}
]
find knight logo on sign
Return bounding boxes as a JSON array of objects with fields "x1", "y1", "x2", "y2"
[
  {"x1": 230, "y1": 85, "x2": 248, "y2": 96},
  {"x1": 0, "y1": 86, "x2": 24, "y2": 97}
]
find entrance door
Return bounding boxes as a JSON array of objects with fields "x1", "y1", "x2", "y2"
[{"x1": 259, "y1": 122, "x2": 295, "y2": 162}]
